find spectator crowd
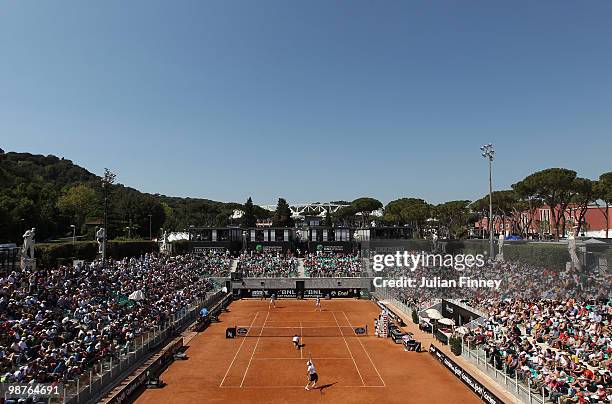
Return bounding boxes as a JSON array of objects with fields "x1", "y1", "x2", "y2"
[
  {"x1": 184, "y1": 250, "x2": 232, "y2": 277},
  {"x1": 376, "y1": 251, "x2": 612, "y2": 402},
  {"x1": 464, "y1": 299, "x2": 611, "y2": 403},
  {"x1": 303, "y1": 252, "x2": 363, "y2": 277},
  {"x1": 237, "y1": 251, "x2": 298, "y2": 277},
  {"x1": 0, "y1": 253, "x2": 220, "y2": 385}
]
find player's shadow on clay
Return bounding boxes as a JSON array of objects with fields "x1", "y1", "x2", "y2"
[{"x1": 316, "y1": 382, "x2": 338, "y2": 393}]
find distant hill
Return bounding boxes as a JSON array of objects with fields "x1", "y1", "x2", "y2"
[{"x1": 0, "y1": 151, "x2": 246, "y2": 243}]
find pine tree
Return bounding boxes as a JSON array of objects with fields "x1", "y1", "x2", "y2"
[
  {"x1": 273, "y1": 198, "x2": 294, "y2": 227},
  {"x1": 324, "y1": 207, "x2": 333, "y2": 227},
  {"x1": 242, "y1": 197, "x2": 256, "y2": 228}
]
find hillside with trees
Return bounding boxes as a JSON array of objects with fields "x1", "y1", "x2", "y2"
[{"x1": 0, "y1": 151, "x2": 257, "y2": 243}]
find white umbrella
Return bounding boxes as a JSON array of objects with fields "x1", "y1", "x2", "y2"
[
  {"x1": 438, "y1": 318, "x2": 455, "y2": 326},
  {"x1": 128, "y1": 290, "x2": 145, "y2": 301},
  {"x1": 456, "y1": 326, "x2": 469, "y2": 334},
  {"x1": 425, "y1": 309, "x2": 442, "y2": 320}
]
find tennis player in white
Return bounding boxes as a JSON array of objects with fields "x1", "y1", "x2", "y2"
[
  {"x1": 305, "y1": 360, "x2": 318, "y2": 390},
  {"x1": 315, "y1": 296, "x2": 321, "y2": 311},
  {"x1": 269, "y1": 293, "x2": 276, "y2": 308},
  {"x1": 292, "y1": 334, "x2": 301, "y2": 350}
]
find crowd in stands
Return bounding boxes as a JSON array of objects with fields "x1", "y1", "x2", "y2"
[
  {"x1": 464, "y1": 299, "x2": 611, "y2": 403},
  {"x1": 380, "y1": 253, "x2": 611, "y2": 309},
  {"x1": 184, "y1": 250, "x2": 232, "y2": 277},
  {"x1": 0, "y1": 253, "x2": 218, "y2": 385},
  {"x1": 377, "y1": 252, "x2": 612, "y2": 402},
  {"x1": 237, "y1": 251, "x2": 298, "y2": 277},
  {"x1": 303, "y1": 252, "x2": 363, "y2": 277}
]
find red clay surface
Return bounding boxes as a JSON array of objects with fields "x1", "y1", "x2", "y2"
[{"x1": 136, "y1": 299, "x2": 479, "y2": 403}]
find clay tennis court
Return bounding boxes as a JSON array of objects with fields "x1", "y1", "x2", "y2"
[{"x1": 136, "y1": 299, "x2": 479, "y2": 403}]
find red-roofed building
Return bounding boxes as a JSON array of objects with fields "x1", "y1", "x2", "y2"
[{"x1": 474, "y1": 204, "x2": 611, "y2": 239}]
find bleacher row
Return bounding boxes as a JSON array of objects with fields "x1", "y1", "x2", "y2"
[
  {"x1": 380, "y1": 256, "x2": 612, "y2": 403},
  {"x1": 235, "y1": 251, "x2": 363, "y2": 278},
  {"x1": 0, "y1": 253, "x2": 226, "y2": 388}
]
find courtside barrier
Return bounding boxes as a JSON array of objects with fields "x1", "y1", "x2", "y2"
[
  {"x1": 65, "y1": 290, "x2": 227, "y2": 404},
  {"x1": 429, "y1": 344, "x2": 504, "y2": 404},
  {"x1": 105, "y1": 293, "x2": 233, "y2": 404},
  {"x1": 106, "y1": 338, "x2": 184, "y2": 404}
]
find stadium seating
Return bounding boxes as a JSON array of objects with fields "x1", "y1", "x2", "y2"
[
  {"x1": 303, "y1": 252, "x2": 363, "y2": 277},
  {"x1": 0, "y1": 253, "x2": 217, "y2": 384},
  {"x1": 236, "y1": 252, "x2": 298, "y2": 277}
]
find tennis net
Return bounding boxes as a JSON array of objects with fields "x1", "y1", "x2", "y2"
[{"x1": 234, "y1": 325, "x2": 368, "y2": 337}]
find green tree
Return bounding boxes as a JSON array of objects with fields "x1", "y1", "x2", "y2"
[
  {"x1": 471, "y1": 190, "x2": 519, "y2": 236},
  {"x1": 273, "y1": 198, "x2": 294, "y2": 227},
  {"x1": 242, "y1": 197, "x2": 257, "y2": 228},
  {"x1": 333, "y1": 205, "x2": 357, "y2": 227},
  {"x1": 400, "y1": 201, "x2": 431, "y2": 238},
  {"x1": 57, "y1": 184, "x2": 99, "y2": 232},
  {"x1": 510, "y1": 181, "x2": 543, "y2": 238},
  {"x1": 433, "y1": 200, "x2": 471, "y2": 239},
  {"x1": 384, "y1": 198, "x2": 411, "y2": 224},
  {"x1": 350, "y1": 197, "x2": 383, "y2": 227},
  {"x1": 324, "y1": 206, "x2": 333, "y2": 227},
  {"x1": 383, "y1": 198, "x2": 431, "y2": 237},
  {"x1": 512, "y1": 168, "x2": 577, "y2": 240},
  {"x1": 570, "y1": 178, "x2": 597, "y2": 235}
]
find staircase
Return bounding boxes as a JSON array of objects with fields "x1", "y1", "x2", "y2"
[{"x1": 297, "y1": 258, "x2": 306, "y2": 277}]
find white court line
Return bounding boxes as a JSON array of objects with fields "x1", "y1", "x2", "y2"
[
  {"x1": 239, "y1": 335, "x2": 364, "y2": 338},
  {"x1": 300, "y1": 320, "x2": 303, "y2": 359},
  {"x1": 234, "y1": 326, "x2": 353, "y2": 329},
  {"x1": 297, "y1": 320, "x2": 338, "y2": 323},
  {"x1": 265, "y1": 320, "x2": 338, "y2": 324},
  {"x1": 240, "y1": 310, "x2": 269, "y2": 387},
  {"x1": 252, "y1": 357, "x2": 352, "y2": 360},
  {"x1": 221, "y1": 386, "x2": 385, "y2": 390},
  {"x1": 219, "y1": 311, "x2": 259, "y2": 387},
  {"x1": 342, "y1": 311, "x2": 386, "y2": 387},
  {"x1": 255, "y1": 311, "x2": 337, "y2": 314},
  {"x1": 220, "y1": 385, "x2": 386, "y2": 389},
  {"x1": 332, "y1": 311, "x2": 365, "y2": 386}
]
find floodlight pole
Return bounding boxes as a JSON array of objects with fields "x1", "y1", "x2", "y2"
[
  {"x1": 480, "y1": 144, "x2": 495, "y2": 260},
  {"x1": 488, "y1": 157, "x2": 494, "y2": 259}
]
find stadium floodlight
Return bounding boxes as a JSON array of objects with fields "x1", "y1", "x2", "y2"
[{"x1": 480, "y1": 144, "x2": 495, "y2": 260}]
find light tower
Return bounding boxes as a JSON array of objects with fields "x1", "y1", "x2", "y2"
[{"x1": 480, "y1": 144, "x2": 495, "y2": 260}]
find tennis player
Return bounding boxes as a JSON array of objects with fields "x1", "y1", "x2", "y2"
[
  {"x1": 315, "y1": 296, "x2": 321, "y2": 311},
  {"x1": 305, "y1": 360, "x2": 318, "y2": 390},
  {"x1": 292, "y1": 334, "x2": 301, "y2": 350},
  {"x1": 269, "y1": 293, "x2": 276, "y2": 308}
]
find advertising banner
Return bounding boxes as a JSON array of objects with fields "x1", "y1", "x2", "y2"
[{"x1": 429, "y1": 345, "x2": 504, "y2": 404}]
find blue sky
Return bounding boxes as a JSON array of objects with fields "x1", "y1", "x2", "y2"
[{"x1": 1, "y1": 1, "x2": 611, "y2": 205}]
